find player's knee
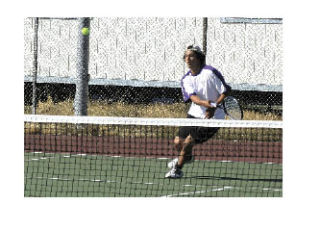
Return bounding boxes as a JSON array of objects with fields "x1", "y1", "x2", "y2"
[
  {"x1": 183, "y1": 135, "x2": 195, "y2": 147},
  {"x1": 174, "y1": 136, "x2": 181, "y2": 145},
  {"x1": 174, "y1": 137, "x2": 183, "y2": 150}
]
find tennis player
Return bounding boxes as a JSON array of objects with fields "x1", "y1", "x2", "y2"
[{"x1": 165, "y1": 45, "x2": 231, "y2": 178}]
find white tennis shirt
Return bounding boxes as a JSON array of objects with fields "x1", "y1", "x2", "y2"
[{"x1": 181, "y1": 65, "x2": 229, "y2": 119}]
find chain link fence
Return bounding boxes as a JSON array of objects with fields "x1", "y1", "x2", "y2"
[{"x1": 24, "y1": 17, "x2": 282, "y2": 120}]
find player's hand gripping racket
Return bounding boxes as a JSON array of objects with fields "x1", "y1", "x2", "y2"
[{"x1": 211, "y1": 96, "x2": 243, "y2": 120}]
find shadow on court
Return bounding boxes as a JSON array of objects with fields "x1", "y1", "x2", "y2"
[{"x1": 185, "y1": 175, "x2": 282, "y2": 183}]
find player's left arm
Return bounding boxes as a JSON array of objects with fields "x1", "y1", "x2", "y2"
[
  {"x1": 212, "y1": 93, "x2": 226, "y2": 107},
  {"x1": 210, "y1": 74, "x2": 229, "y2": 107},
  {"x1": 205, "y1": 93, "x2": 226, "y2": 119},
  {"x1": 189, "y1": 95, "x2": 212, "y2": 108},
  {"x1": 205, "y1": 76, "x2": 229, "y2": 118}
]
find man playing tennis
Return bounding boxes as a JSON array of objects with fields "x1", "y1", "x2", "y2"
[{"x1": 165, "y1": 45, "x2": 231, "y2": 178}]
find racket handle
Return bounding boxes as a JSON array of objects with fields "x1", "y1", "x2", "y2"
[{"x1": 210, "y1": 102, "x2": 217, "y2": 108}]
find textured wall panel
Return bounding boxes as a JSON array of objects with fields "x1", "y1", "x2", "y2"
[{"x1": 24, "y1": 17, "x2": 282, "y2": 91}]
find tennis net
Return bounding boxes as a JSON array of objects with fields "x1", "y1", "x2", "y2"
[{"x1": 24, "y1": 115, "x2": 282, "y2": 197}]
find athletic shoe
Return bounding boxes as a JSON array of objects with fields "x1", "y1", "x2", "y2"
[
  {"x1": 167, "y1": 156, "x2": 194, "y2": 169},
  {"x1": 165, "y1": 167, "x2": 183, "y2": 179},
  {"x1": 167, "y1": 158, "x2": 178, "y2": 169}
]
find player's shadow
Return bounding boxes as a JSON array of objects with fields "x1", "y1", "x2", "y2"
[{"x1": 187, "y1": 175, "x2": 282, "y2": 183}]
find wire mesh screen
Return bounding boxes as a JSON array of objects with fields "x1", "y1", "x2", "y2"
[
  {"x1": 24, "y1": 115, "x2": 282, "y2": 197},
  {"x1": 24, "y1": 17, "x2": 282, "y2": 119}
]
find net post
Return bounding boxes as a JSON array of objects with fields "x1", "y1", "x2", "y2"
[
  {"x1": 31, "y1": 17, "x2": 39, "y2": 114},
  {"x1": 74, "y1": 17, "x2": 90, "y2": 116}
]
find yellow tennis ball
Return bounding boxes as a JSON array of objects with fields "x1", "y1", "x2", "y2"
[{"x1": 81, "y1": 27, "x2": 90, "y2": 36}]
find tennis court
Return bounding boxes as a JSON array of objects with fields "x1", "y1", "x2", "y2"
[
  {"x1": 24, "y1": 152, "x2": 282, "y2": 197},
  {"x1": 24, "y1": 115, "x2": 282, "y2": 197}
]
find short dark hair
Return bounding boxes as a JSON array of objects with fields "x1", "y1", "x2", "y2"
[{"x1": 183, "y1": 45, "x2": 206, "y2": 66}]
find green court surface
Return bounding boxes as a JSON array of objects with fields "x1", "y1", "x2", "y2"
[{"x1": 24, "y1": 151, "x2": 282, "y2": 197}]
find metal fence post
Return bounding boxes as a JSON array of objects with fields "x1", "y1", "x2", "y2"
[
  {"x1": 202, "y1": 17, "x2": 208, "y2": 57},
  {"x1": 32, "y1": 17, "x2": 39, "y2": 114},
  {"x1": 74, "y1": 17, "x2": 90, "y2": 116}
]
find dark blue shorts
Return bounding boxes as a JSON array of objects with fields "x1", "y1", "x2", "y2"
[{"x1": 178, "y1": 115, "x2": 219, "y2": 144}]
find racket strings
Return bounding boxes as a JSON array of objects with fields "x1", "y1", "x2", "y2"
[{"x1": 224, "y1": 97, "x2": 243, "y2": 120}]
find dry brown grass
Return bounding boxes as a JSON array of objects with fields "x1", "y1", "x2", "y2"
[
  {"x1": 24, "y1": 96, "x2": 282, "y2": 120},
  {"x1": 25, "y1": 97, "x2": 282, "y2": 141}
]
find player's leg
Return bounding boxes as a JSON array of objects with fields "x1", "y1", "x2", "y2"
[
  {"x1": 177, "y1": 135, "x2": 195, "y2": 169},
  {"x1": 174, "y1": 136, "x2": 183, "y2": 151},
  {"x1": 167, "y1": 136, "x2": 183, "y2": 169},
  {"x1": 165, "y1": 126, "x2": 196, "y2": 178},
  {"x1": 175, "y1": 127, "x2": 219, "y2": 169},
  {"x1": 168, "y1": 130, "x2": 194, "y2": 169},
  {"x1": 165, "y1": 135, "x2": 195, "y2": 178}
]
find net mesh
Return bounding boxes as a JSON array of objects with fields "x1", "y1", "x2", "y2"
[{"x1": 24, "y1": 115, "x2": 282, "y2": 197}]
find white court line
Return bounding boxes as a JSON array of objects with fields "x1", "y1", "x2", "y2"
[
  {"x1": 26, "y1": 151, "x2": 278, "y2": 165},
  {"x1": 262, "y1": 187, "x2": 282, "y2": 192},
  {"x1": 25, "y1": 152, "x2": 174, "y2": 163},
  {"x1": 162, "y1": 186, "x2": 233, "y2": 197},
  {"x1": 29, "y1": 157, "x2": 55, "y2": 161},
  {"x1": 161, "y1": 185, "x2": 282, "y2": 197},
  {"x1": 25, "y1": 176, "x2": 157, "y2": 186},
  {"x1": 25, "y1": 176, "x2": 117, "y2": 183},
  {"x1": 26, "y1": 152, "x2": 88, "y2": 162}
]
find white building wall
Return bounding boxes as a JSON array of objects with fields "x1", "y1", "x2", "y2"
[{"x1": 24, "y1": 17, "x2": 282, "y2": 91}]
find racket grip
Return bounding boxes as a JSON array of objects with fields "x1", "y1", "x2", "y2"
[{"x1": 210, "y1": 102, "x2": 217, "y2": 108}]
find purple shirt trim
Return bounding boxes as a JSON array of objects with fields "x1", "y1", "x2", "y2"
[
  {"x1": 181, "y1": 70, "x2": 193, "y2": 102},
  {"x1": 203, "y1": 65, "x2": 231, "y2": 93}
]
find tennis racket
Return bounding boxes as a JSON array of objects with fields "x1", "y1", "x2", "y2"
[{"x1": 213, "y1": 96, "x2": 243, "y2": 120}]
